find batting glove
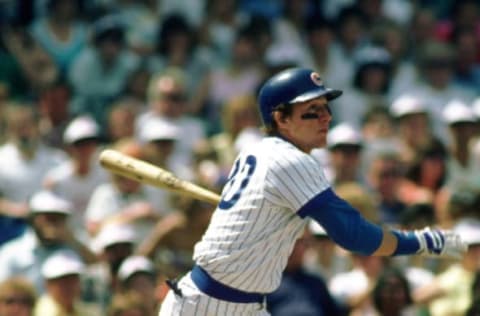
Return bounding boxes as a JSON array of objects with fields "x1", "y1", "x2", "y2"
[{"x1": 415, "y1": 227, "x2": 468, "y2": 259}]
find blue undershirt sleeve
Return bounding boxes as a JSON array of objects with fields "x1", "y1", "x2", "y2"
[{"x1": 297, "y1": 188, "x2": 383, "y2": 256}]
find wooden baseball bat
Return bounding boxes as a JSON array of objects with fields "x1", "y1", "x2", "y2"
[{"x1": 99, "y1": 149, "x2": 221, "y2": 205}]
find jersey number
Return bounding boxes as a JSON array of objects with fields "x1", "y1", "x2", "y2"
[{"x1": 219, "y1": 155, "x2": 257, "y2": 210}]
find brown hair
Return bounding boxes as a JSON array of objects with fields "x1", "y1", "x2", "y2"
[
  {"x1": 263, "y1": 103, "x2": 293, "y2": 135},
  {"x1": 0, "y1": 277, "x2": 37, "y2": 306}
]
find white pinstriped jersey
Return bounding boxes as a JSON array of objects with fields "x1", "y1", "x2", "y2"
[{"x1": 193, "y1": 136, "x2": 331, "y2": 293}]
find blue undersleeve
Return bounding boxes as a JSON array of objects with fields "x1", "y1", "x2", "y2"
[{"x1": 298, "y1": 188, "x2": 383, "y2": 256}]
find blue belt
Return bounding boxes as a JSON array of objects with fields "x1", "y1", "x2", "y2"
[{"x1": 190, "y1": 265, "x2": 265, "y2": 304}]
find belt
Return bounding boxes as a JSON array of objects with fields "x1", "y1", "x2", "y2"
[{"x1": 190, "y1": 265, "x2": 265, "y2": 304}]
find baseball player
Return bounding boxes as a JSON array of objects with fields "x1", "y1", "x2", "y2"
[{"x1": 159, "y1": 68, "x2": 467, "y2": 316}]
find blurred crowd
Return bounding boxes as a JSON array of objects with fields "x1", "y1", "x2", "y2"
[{"x1": 1, "y1": 0, "x2": 480, "y2": 315}]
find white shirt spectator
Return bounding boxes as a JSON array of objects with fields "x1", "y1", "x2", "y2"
[
  {"x1": 85, "y1": 183, "x2": 172, "y2": 243},
  {"x1": 44, "y1": 159, "x2": 109, "y2": 236},
  {"x1": 0, "y1": 142, "x2": 66, "y2": 202}
]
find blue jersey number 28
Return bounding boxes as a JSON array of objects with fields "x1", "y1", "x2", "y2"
[{"x1": 219, "y1": 155, "x2": 257, "y2": 210}]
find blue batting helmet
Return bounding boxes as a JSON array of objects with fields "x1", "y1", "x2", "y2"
[{"x1": 258, "y1": 68, "x2": 342, "y2": 125}]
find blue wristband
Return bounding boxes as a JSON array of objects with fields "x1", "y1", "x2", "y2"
[{"x1": 391, "y1": 230, "x2": 421, "y2": 256}]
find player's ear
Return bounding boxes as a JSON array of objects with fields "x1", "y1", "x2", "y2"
[{"x1": 272, "y1": 111, "x2": 289, "y2": 126}]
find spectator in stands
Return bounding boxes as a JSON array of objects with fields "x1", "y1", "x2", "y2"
[
  {"x1": 108, "y1": 291, "x2": 153, "y2": 316},
  {"x1": 371, "y1": 267, "x2": 418, "y2": 316},
  {"x1": 37, "y1": 80, "x2": 72, "y2": 148},
  {"x1": 324, "y1": 123, "x2": 365, "y2": 186},
  {"x1": 267, "y1": 228, "x2": 344, "y2": 316},
  {"x1": 452, "y1": 27, "x2": 480, "y2": 94},
  {"x1": 329, "y1": 253, "x2": 387, "y2": 316},
  {"x1": 370, "y1": 20, "x2": 419, "y2": 99},
  {"x1": 360, "y1": 106, "x2": 400, "y2": 158},
  {"x1": 86, "y1": 224, "x2": 137, "y2": 313},
  {"x1": 0, "y1": 104, "x2": 66, "y2": 245},
  {"x1": 434, "y1": 0, "x2": 480, "y2": 44},
  {"x1": 137, "y1": 68, "x2": 206, "y2": 180},
  {"x1": 137, "y1": 117, "x2": 179, "y2": 170},
  {"x1": 43, "y1": 115, "x2": 108, "y2": 241},
  {"x1": 334, "y1": 46, "x2": 392, "y2": 128},
  {"x1": 149, "y1": 14, "x2": 212, "y2": 100},
  {"x1": 68, "y1": 13, "x2": 139, "y2": 135},
  {"x1": 303, "y1": 220, "x2": 352, "y2": 282},
  {"x1": 0, "y1": 22, "x2": 30, "y2": 101},
  {"x1": 117, "y1": 256, "x2": 160, "y2": 315},
  {"x1": 136, "y1": 198, "x2": 213, "y2": 277},
  {"x1": 414, "y1": 220, "x2": 480, "y2": 316},
  {"x1": 442, "y1": 100, "x2": 480, "y2": 191},
  {"x1": 33, "y1": 249, "x2": 98, "y2": 315},
  {"x1": 112, "y1": 0, "x2": 159, "y2": 57},
  {"x1": 303, "y1": 14, "x2": 345, "y2": 90},
  {"x1": 29, "y1": 0, "x2": 87, "y2": 77},
  {"x1": 0, "y1": 190, "x2": 95, "y2": 293},
  {"x1": 197, "y1": 0, "x2": 246, "y2": 65},
  {"x1": 106, "y1": 98, "x2": 141, "y2": 144},
  {"x1": 268, "y1": 0, "x2": 312, "y2": 68},
  {"x1": 192, "y1": 24, "x2": 265, "y2": 134},
  {"x1": 389, "y1": 94, "x2": 443, "y2": 165},
  {"x1": 1, "y1": 23, "x2": 58, "y2": 96},
  {"x1": 406, "y1": 8, "x2": 437, "y2": 60},
  {"x1": 209, "y1": 94, "x2": 261, "y2": 173},
  {"x1": 0, "y1": 277, "x2": 37, "y2": 316},
  {"x1": 85, "y1": 139, "x2": 170, "y2": 240},
  {"x1": 122, "y1": 63, "x2": 152, "y2": 105},
  {"x1": 329, "y1": 6, "x2": 367, "y2": 90},
  {"x1": 398, "y1": 141, "x2": 449, "y2": 214},
  {"x1": 410, "y1": 40, "x2": 476, "y2": 143},
  {"x1": 365, "y1": 150, "x2": 406, "y2": 225}
]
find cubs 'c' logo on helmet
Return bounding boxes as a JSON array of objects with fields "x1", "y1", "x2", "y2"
[{"x1": 310, "y1": 72, "x2": 323, "y2": 86}]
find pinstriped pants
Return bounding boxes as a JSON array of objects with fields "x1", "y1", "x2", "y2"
[{"x1": 159, "y1": 272, "x2": 270, "y2": 316}]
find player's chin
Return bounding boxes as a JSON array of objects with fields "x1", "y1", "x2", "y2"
[{"x1": 314, "y1": 136, "x2": 327, "y2": 148}]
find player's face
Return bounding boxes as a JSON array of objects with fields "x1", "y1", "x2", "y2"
[{"x1": 276, "y1": 96, "x2": 332, "y2": 152}]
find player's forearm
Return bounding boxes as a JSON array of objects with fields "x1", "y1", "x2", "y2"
[{"x1": 371, "y1": 229, "x2": 397, "y2": 256}]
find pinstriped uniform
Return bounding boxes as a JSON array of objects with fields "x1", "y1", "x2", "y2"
[{"x1": 159, "y1": 137, "x2": 331, "y2": 315}]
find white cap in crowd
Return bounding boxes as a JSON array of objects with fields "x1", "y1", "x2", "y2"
[
  {"x1": 327, "y1": 123, "x2": 363, "y2": 149},
  {"x1": 29, "y1": 190, "x2": 72, "y2": 215},
  {"x1": 264, "y1": 43, "x2": 304, "y2": 68},
  {"x1": 354, "y1": 46, "x2": 391, "y2": 66},
  {"x1": 390, "y1": 94, "x2": 428, "y2": 119},
  {"x1": 91, "y1": 224, "x2": 137, "y2": 253},
  {"x1": 63, "y1": 115, "x2": 100, "y2": 145},
  {"x1": 442, "y1": 99, "x2": 477, "y2": 125},
  {"x1": 453, "y1": 219, "x2": 480, "y2": 246},
  {"x1": 42, "y1": 249, "x2": 85, "y2": 280},
  {"x1": 118, "y1": 256, "x2": 155, "y2": 282},
  {"x1": 138, "y1": 118, "x2": 180, "y2": 143}
]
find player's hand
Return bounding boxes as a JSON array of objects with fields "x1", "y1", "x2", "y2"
[{"x1": 415, "y1": 227, "x2": 468, "y2": 259}]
